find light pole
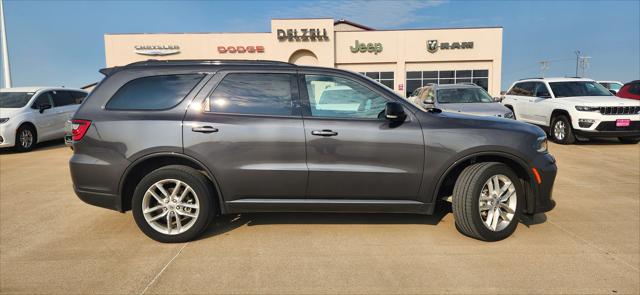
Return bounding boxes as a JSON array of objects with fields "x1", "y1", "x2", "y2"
[
  {"x1": 574, "y1": 50, "x2": 581, "y2": 77},
  {"x1": 1, "y1": 0, "x2": 11, "y2": 88}
]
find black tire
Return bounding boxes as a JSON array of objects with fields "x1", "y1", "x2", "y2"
[
  {"x1": 549, "y1": 115, "x2": 575, "y2": 144},
  {"x1": 132, "y1": 165, "x2": 216, "y2": 243},
  {"x1": 14, "y1": 124, "x2": 37, "y2": 152},
  {"x1": 452, "y1": 162, "x2": 524, "y2": 241},
  {"x1": 619, "y1": 137, "x2": 640, "y2": 144}
]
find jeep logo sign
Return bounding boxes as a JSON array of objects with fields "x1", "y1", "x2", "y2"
[
  {"x1": 427, "y1": 40, "x2": 473, "y2": 53},
  {"x1": 134, "y1": 45, "x2": 180, "y2": 56},
  {"x1": 350, "y1": 40, "x2": 383, "y2": 55}
]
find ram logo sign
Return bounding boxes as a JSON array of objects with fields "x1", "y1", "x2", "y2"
[
  {"x1": 426, "y1": 40, "x2": 474, "y2": 53},
  {"x1": 134, "y1": 45, "x2": 181, "y2": 56}
]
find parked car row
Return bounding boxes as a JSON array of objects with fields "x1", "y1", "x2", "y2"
[{"x1": 0, "y1": 87, "x2": 88, "y2": 151}]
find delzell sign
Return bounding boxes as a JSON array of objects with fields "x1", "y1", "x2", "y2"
[
  {"x1": 134, "y1": 45, "x2": 180, "y2": 56},
  {"x1": 427, "y1": 40, "x2": 474, "y2": 53},
  {"x1": 218, "y1": 46, "x2": 265, "y2": 53},
  {"x1": 277, "y1": 29, "x2": 329, "y2": 41}
]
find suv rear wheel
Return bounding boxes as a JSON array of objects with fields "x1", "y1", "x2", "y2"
[
  {"x1": 452, "y1": 162, "x2": 524, "y2": 241},
  {"x1": 550, "y1": 115, "x2": 575, "y2": 144},
  {"x1": 132, "y1": 165, "x2": 215, "y2": 243}
]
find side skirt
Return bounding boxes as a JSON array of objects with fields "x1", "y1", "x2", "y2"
[{"x1": 225, "y1": 198, "x2": 433, "y2": 215}]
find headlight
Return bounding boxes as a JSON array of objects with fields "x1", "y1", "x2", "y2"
[
  {"x1": 503, "y1": 112, "x2": 515, "y2": 119},
  {"x1": 575, "y1": 106, "x2": 598, "y2": 112},
  {"x1": 0, "y1": 118, "x2": 9, "y2": 124},
  {"x1": 534, "y1": 136, "x2": 548, "y2": 153}
]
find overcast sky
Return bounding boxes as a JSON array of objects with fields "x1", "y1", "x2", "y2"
[{"x1": 1, "y1": 0, "x2": 639, "y2": 89}]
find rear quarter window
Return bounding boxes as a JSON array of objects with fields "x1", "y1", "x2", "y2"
[{"x1": 105, "y1": 74, "x2": 204, "y2": 110}]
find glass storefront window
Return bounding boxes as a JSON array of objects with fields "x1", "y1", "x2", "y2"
[
  {"x1": 360, "y1": 71, "x2": 394, "y2": 90},
  {"x1": 405, "y1": 69, "x2": 490, "y2": 96}
]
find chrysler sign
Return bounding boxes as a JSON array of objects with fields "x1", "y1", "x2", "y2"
[
  {"x1": 427, "y1": 40, "x2": 473, "y2": 53},
  {"x1": 134, "y1": 45, "x2": 180, "y2": 56}
]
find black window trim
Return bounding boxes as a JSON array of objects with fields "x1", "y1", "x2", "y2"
[
  {"x1": 201, "y1": 71, "x2": 302, "y2": 119},
  {"x1": 104, "y1": 74, "x2": 206, "y2": 112},
  {"x1": 298, "y1": 70, "x2": 414, "y2": 122}
]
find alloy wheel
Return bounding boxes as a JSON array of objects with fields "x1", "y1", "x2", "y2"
[
  {"x1": 478, "y1": 174, "x2": 517, "y2": 232},
  {"x1": 142, "y1": 179, "x2": 200, "y2": 235},
  {"x1": 554, "y1": 121, "x2": 566, "y2": 141},
  {"x1": 19, "y1": 129, "x2": 33, "y2": 149}
]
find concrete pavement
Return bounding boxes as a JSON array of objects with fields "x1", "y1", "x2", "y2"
[{"x1": 1, "y1": 139, "x2": 638, "y2": 294}]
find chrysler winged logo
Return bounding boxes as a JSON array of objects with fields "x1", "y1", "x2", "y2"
[
  {"x1": 427, "y1": 40, "x2": 439, "y2": 53},
  {"x1": 134, "y1": 45, "x2": 180, "y2": 56}
]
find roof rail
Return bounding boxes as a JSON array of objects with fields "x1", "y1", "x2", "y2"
[
  {"x1": 124, "y1": 59, "x2": 295, "y2": 67},
  {"x1": 518, "y1": 77, "x2": 544, "y2": 81}
]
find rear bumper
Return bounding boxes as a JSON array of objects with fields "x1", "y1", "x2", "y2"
[
  {"x1": 529, "y1": 153, "x2": 557, "y2": 214},
  {"x1": 73, "y1": 186, "x2": 121, "y2": 211}
]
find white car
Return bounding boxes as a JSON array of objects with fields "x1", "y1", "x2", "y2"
[
  {"x1": 0, "y1": 87, "x2": 88, "y2": 151},
  {"x1": 598, "y1": 81, "x2": 624, "y2": 94},
  {"x1": 501, "y1": 77, "x2": 640, "y2": 144}
]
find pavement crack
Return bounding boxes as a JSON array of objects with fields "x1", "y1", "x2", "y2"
[
  {"x1": 140, "y1": 242, "x2": 189, "y2": 295},
  {"x1": 548, "y1": 220, "x2": 639, "y2": 272}
]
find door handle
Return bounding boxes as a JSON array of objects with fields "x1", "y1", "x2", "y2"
[
  {"x1": 191, "y1": 126, "x2": 219, "y2": 133},
  {"x1": 311, "y1": 129, "x2": 338, "y2": 137}
]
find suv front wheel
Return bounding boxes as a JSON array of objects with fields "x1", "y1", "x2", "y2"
[
  {"x1": 452, "y1": 162, "x2": 524, "y2": 241},
  {"x1": 550, "y1": 115, "x2": 576, "y2": 144},
  {"x1": 132, "y1": 165, "x2": 216, "y2": 243}
]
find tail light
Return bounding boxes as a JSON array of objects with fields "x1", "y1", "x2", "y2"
[{"x1": 71, "y1": 119, "x2": 91, "y2": 141}]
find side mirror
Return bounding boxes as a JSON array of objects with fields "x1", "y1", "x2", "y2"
[
  {"x1": 39, "y1": 104, "x2": 52, "y2": 113},
  {"x1": 385, "y1": 102, "x2": 406, "y2": 122},
  {"x1": 422, "y1": 97, "x2": 435, "y2": 105}
]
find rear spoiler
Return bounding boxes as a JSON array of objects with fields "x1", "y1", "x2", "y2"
[{"x1": 99, "y1": 67, "x2": 119, "y2": 76}]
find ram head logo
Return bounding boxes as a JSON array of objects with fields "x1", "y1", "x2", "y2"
[{"x1": 427, "y1": 40, "x2": 439, "y2": 53}]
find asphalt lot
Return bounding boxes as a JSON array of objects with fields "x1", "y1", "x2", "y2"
[{"x1": 0, "y1": 139, "x2": 638, "y2": 294}]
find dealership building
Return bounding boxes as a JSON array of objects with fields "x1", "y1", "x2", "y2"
[{"x1": 104, "y1": 18, "x2": 503, "y2": 96}]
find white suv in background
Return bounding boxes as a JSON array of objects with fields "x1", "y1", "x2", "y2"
[
  {"x1": 501, "y1": 78, "x2": 640, "y2": 144},
  {"x1": 0, "y1": 87, "x2": 88, "y2": 152}
]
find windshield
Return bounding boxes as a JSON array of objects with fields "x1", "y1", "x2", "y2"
[
  {"x1": 549, "y1": 81, "x2": 612, "y2": 97},
  {"x1": 437, "y1": 88, "x2": 493, "y2": 103},
  {"x1": 0, "y1": 92, "x2": 35, "y2": 108},
  {"x1": 608, "y1": 83, "x2": 622, "y2": 91}
]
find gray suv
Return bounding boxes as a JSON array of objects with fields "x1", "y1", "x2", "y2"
[
  {"x1": 70, "y1": 60, "x2": 556, "y2": 243},
  {"x1": 408, "y1": 84, "x2": 514, "y2": 119}
]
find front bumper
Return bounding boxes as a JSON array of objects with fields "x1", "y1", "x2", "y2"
[
  {"x1": 527, "y1": 153, "x2": 557, "y2": 214},
  {"x1": 574, "y1": 120, "x2": 640, "y2": 138},
  {"x1": 0, "y1": 125, "x2": 16, "y2": 148}
]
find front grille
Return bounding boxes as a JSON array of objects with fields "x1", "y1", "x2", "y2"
[
  {"x1": 599, "y1": 106, "x2": 640, "y2": 115},
  {"x1": 595, "y1": 121, "x2": 640, "y2": 131}
]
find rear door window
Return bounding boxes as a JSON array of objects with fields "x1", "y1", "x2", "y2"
[
  {"x1": 71, "y1": 91, "x2": 88, "y2": 104},
  {"x1": 51, "y1": 91, "x2": 75, "y2": 107},
  {"x1": 106, "y1": 74, "x2": 204, "y2": 110},
  {"x1": 507, "y1": 82, "x2": 535, "y2": 96},
  {"x1": 207, "y1": 73, "x2": 294, "y2": 116}
]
